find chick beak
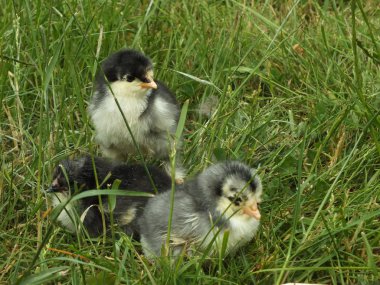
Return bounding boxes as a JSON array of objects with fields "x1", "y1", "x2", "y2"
[
  {"x1": 242, "y1": 202, "x2": 261, "y2": 220},
  {"x1": 46, "y1": 186, "x2": 60, "y2": 193},
  {"x1": 140, "y1": 75, "x2": 158, "y2": 90},
  {"x1": 46, "y1": 178, "x2": 64, "y2": 193}
]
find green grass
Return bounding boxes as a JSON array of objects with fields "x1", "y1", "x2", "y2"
[{"x1": 1, "y1": 0, "x2": 379, "y2": 284}]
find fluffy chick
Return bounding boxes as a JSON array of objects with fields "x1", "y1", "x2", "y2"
[
  {"x1": 45, "y1": 156, "x2": 171, "y2": 238},
  {"x1": 138, "y1": 161, "x2": 263, "y2": 258},
  {"x1": 88, "y1": 49, "x2": 185, "y2": 181}
]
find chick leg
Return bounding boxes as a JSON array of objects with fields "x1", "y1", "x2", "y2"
[{"x1": 163, "y1": 161, "x2": 186, "y2": 184}]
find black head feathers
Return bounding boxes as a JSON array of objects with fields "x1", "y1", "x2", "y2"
[{"x1": 96, "y1": 49, "x2": 153, "y2": 84}]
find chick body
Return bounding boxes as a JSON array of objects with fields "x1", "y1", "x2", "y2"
[
  {"x1": 88, "y1": 50, "x2": 184, "y2": 182},
  {"x1": 138, "y1": 161, "x2": 263, "y2": 258},
  {"x1": 46, "y1": 156, "x2": 171, "y2": 238}
]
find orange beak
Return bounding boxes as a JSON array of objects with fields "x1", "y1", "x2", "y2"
[
  {"x1": 243, "y1": 202, "x2": 261, "y2": 220},
  {"x1": 140, "y1": 79, "x2": 158, "y2": 90}
]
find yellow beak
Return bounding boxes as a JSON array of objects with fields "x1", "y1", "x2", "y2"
[
  {"x1": 242, "y1": 201, "x2": 261, "y2": 220},
  {"x1": 140, "y1": 80, "x2": 158, "y2": 90}
]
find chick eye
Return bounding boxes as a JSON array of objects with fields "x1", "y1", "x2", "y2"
[
  {"x1": 122, "y1": 75, "x2": 135, "y2": 82},
  {"x1": 228, "y1": 196, "x2": 242, "y2": 206}
]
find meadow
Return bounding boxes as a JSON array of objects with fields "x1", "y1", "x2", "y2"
[{"x1": 1, "y1": 0, "x2": 379, "y2": 284}]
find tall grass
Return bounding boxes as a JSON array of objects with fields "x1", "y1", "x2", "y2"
[{"x1": 1, "y1": 0, "x2": 379, "y2": 284}]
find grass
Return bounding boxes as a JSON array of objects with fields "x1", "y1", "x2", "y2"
[{"x1": 1, "y1": 0, "x2": 379, "y2": 284}]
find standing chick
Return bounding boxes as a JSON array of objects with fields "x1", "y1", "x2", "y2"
[
  {"x1": 88, "y1": 49, "x2": 185, "y2": 182},
  {"x1": 45, "y1": 156, "x2": 171, "y2": 238},
  {"x1": 138, "y1": 161, "x2": 263, "y2": 258}
]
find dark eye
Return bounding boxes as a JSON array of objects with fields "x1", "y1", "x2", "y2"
[
  {"x1": 127, "y1": 75, "x2": 135, "y2": 82},
  {"x1": 228, "y1": 196, "x2": 242, "y2": 206},
  {"x1": 122, "y1": 74, "x2": 135, "y2": 82}
]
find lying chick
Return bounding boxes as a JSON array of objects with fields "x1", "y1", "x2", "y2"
[
  {"x1": 88, "y1": 49, "x2": 185, "y2": 182},
  {"x1": 138, "y1": 161, "x2": 262, "y2": 258},
  {"x1": 45, "y1": 156, "x2": 171, "y2": 238}
]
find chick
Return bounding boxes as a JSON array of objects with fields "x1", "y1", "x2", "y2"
[
  {"x1": 138, "y1": 161, "x2": 263, "y2": 258},
  {"x1": 88, "y1": 49, "x2": 185, "y2": 182},
  {"x1": 45, "y1": 156, "x2": 171, "y2": 238}
]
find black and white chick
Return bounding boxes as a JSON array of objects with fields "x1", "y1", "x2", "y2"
[
  {"x1": 45, "y1": 156, "x2": 171, "y2": 238},
  {"x1": 138, "y1": 161, "x2": 263, "y2": 258},
  {"x1": 88, "y1": 49, "x2": 185, "y2": 182}
]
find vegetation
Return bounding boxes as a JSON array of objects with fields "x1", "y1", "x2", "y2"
[{"x1": 1, "y1": 0, "x2": 379, "y2": 284}]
